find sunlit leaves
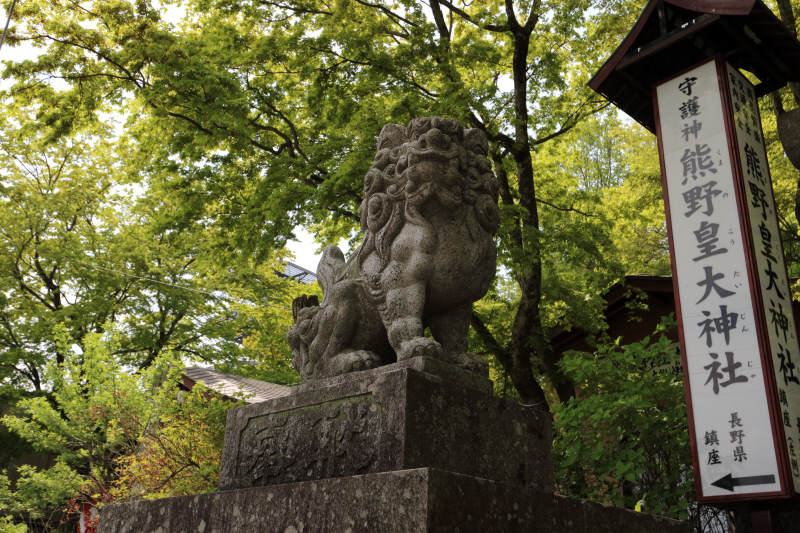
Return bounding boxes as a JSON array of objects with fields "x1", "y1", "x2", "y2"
[
  {"x1": 553, "y1": 316, "x2": 693, "y2": 521},
  {"x1": 1, "y1": 326, "x2": 244, "y2": 530}
]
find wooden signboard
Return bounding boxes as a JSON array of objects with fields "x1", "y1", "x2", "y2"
[{"x1": 654, "y1": 55, "x2": 800, "y2": 502}]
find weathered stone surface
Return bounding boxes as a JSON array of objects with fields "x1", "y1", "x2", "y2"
[
  {"x1": 218, "y1": 366, "x2": 551, "y2": 491},
  {"x1": 287, "y1": 117, "x2": 501, "y2": 381},
  {"x1": 289, "y1": 356, "x2": 493, "y2": 396},
  {"x1": 98, "y1": 468, "x2": 690, "y2": 533}
]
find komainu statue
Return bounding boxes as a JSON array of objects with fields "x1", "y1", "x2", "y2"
[{"x1": 288, "y1": 117, "x2": 500, "y2": 381}]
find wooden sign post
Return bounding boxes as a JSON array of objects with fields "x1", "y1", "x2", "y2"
[
  {"x1": 589, "y1": 0, "x2": 800, "y2": 527},
  {"x1": 655, "y1": 55, "x2": 799, "y2": 502}
]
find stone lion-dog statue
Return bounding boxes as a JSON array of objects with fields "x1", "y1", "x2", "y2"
[{"x1": 288, "y1": 117, "x2": 500, "y2": 381}]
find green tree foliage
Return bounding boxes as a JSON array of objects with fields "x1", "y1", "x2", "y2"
[
  {"x1": 594, "y1": 120, "x2": 671, "y2": 276},
  {"x1": 0, "y1": 463, "x2": 83, "y2": 532},
  {"x1": 0, "y1": 103, "x2": 135, "y2": 392},
  {"x1": 2, "y1": 0, "x2": 799, "y2": 528},
  {"x1": 0, "y1": 514, "x2": 28, "y2": 533},
  {"x1": 1, "y1": 0, "x2": 795, "y2": 412},
  {"x1": 553, "y1": 315, "x2": 733, "y2": 530},
  {"x1": 0, "y1": 100, "x2": 315, "y2": 398},
  {"x1": 469, "y1": 110, "x2": 668, "y2": 400},
  {"x1": 0, "y1": 0, "x2": 653, "y2": 409},
  {"x1": 113, "y1": 381, "x2": 239, "y2": 502},
  {"x1": 1, "y1": 326, "x2": 172, "y2": 530},
  {"x1": 0, "y1": 326, "x2": 244, "y2": 531},
  {"x1": 553, "y1": 317, "x2": 693, "y2": 521}
]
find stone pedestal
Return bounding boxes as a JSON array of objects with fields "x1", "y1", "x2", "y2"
[
  {"x1": 218, "y1": 357, "x2": 552, "y2": 492},
  {"x1": 98, "y1": 358, "x2": 690, "y2": 533},
  {"x1": 99, "y1": 468, "x2": 687, "y2": 533}
]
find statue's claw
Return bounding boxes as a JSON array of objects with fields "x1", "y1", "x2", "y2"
[
  {"x1": 443, "y1": 352, "x2": 489, "y2": 377},
  {"x1": 398, "y1": 337, "x2": 442, "y2": 361},
  {"x1": 327, "y1": 351, "x2": 382, "y2": 376}
]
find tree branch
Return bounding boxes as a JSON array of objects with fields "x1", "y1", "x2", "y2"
[
  {"x1": 467, "y1": 111, "x2": 515, "y2": 149},
  {"x1": 435, "y1": 0, "x2": 510, "y2": 32},
  {"x1": 523, "y1": 0, "x2": 540, "y2": 33},
  {"x1": 429, "y1": 0, "x2": 451, "y2": 42},
  {"x1": 470, "y1": 310, "x2": 512, "y2": 369},
  {"x1": 536, "y1": 198, "x2": 596, "y2": 217},
  {"x1": 351, "y1": 0, "x2": 418, "y2": 27},
  {"x1": 504, "y1": 0, "x2": 521, "y2": 33}
]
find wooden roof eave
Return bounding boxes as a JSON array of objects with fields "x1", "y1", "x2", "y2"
[
  {"x1": 588, "y1": 0, "x2": 760, "y2": 93},
  {"x1": 588, "y1": 0, "x2": 800, "y2": 131},
  {"x1": 587, "y1": 0, "x2": 660, "y2": 93},
  {"x1": 614, "y1": 13, "x2": 722, "y2": 72},
  {"x1": 666, "y1": 0, "x2": 756, "y2": 16}
]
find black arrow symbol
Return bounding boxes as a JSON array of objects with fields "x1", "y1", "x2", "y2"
[{"x1": 711, "y1": 473, "x2": 776, "y2": 492}]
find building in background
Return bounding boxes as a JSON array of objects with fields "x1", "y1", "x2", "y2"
[
  {"x1": 181, "y1": 367, "x2": 292, "y2": 403},
  {"x1": 279, "y1": 262, "x2": 317, "y2": 285},
  {"x1": 550, "y1": 274, "x2": 800, "y2": 363}
]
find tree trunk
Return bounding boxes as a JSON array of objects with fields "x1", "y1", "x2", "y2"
[{"x1": 501, "y1": 2, "x2": 576, "y2": 410}]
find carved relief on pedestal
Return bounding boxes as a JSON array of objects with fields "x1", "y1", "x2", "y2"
[{"x1": 235, "y1": 395, "x2": 381, "y2": 486}]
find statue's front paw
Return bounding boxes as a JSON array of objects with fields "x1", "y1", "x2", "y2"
[
  {"x1": 328, "y1": 351, "x2": 382, "y2": 376},
  {"x1": 444, "y1": 352, "x2": 489, "y2": 378},
  {"x1": 398, "y1": 337, "x2": 442, "y2": 360}
]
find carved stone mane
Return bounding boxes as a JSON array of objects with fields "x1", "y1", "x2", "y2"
[
  {"x1": 360, "y1": 117, "x2": 500, "y2": 268},
  {"x1": 288, "y1": 117, "x2": 500, "y2": 381}
]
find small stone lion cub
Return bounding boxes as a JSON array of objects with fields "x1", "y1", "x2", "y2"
[{"x1": 288, "y1": 117, "x2": 500, "y2": 381}]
